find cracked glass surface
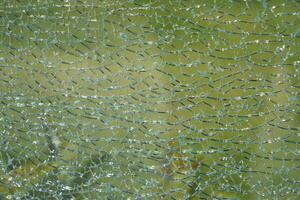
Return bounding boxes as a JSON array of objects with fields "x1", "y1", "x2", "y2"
[{"x1": 0, "y1": 0, "x2": 299, "y2": 199}]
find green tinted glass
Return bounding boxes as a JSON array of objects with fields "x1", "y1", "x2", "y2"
[{"x1": 0, "y1": 0, "x2": 299, "y2": 199}]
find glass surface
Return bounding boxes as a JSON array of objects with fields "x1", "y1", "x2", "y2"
[{"x1": 0, "y1": 0, "x2": 299, "y2": 199}]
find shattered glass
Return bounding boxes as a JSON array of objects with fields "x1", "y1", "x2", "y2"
[{"x1": 0, "y1": 0, "x2": 299, "y2": 199}]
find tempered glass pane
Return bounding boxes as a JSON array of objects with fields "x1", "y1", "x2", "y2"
[{"x1": 0, "y1": 0, "x2": 299, "y2": 199}]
